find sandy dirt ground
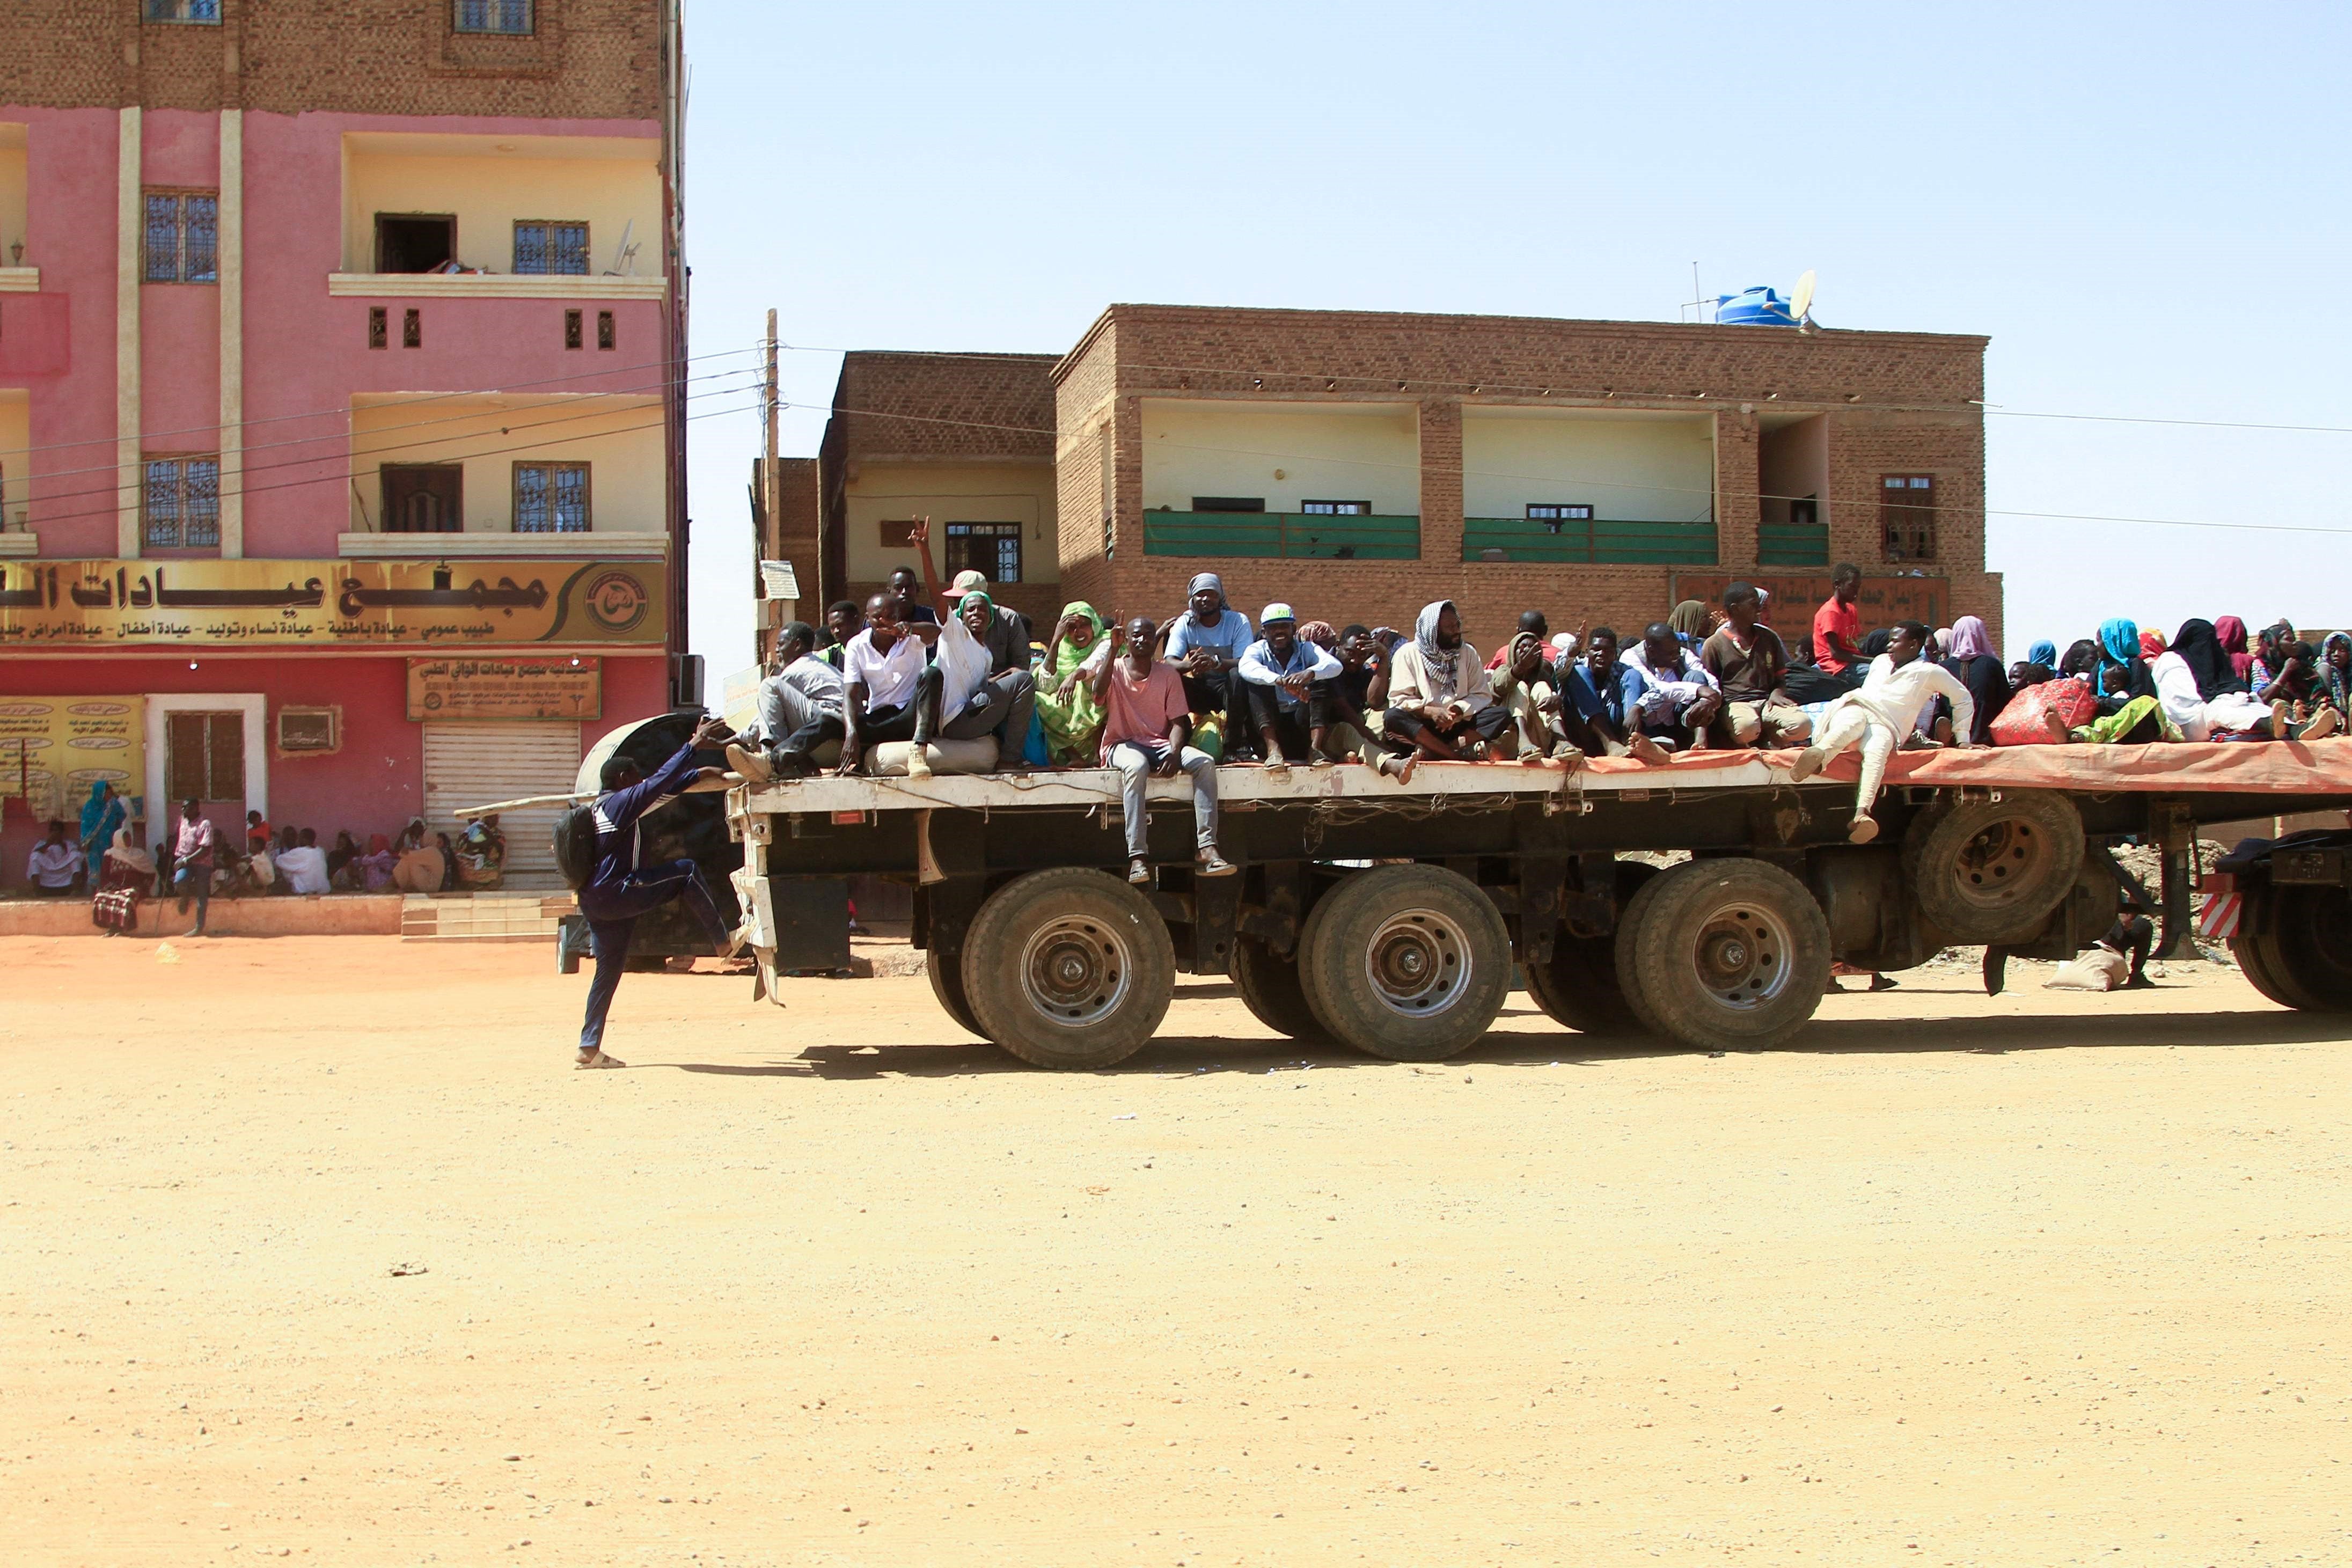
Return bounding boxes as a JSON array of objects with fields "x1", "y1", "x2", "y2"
[{"x1": 3, "y1": 934, "x2": 2348, "y2": 1567}]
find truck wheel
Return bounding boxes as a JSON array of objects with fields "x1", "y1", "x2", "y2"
[
  {"x1": 1903, "y1": 791, "x2": 2085, "y2": 944},
  {"x1": 2241, "y1": 886, "x2": 2352, "y2": 1010},
  {"x1": 1609, "y1": 866, "x2": 1684, "y2": 1039},
  {"x1": 1233, "y1": 935, "x2": 1329, "y2": 1044},
  {"x1": 960, "y1": 867, "x2": 1175, "y2": 1069},
  {"x1": 1298, "y1": 864, "x2": 1512, "y2": 1061},
  {"x1": 1615, "y1": 858, "x2": 1833, "y2": 1051},
  {"x1": 1522, "y1": 862, "x2": 1656, "y2": 1034},
  {"x1": 926, "y1": 945, "x2": 984, "y2": 1038}
]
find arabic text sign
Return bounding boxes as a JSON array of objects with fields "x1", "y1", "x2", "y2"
[
  {"x1": 407, "y1": 657, "x2": 603, "y2": 721},
  {"x1": 0, "y1": 559, "x2": 667, "y2": 648},
  {"x1": 0, "y1": 696, "x2": 144, "y2": 823}
]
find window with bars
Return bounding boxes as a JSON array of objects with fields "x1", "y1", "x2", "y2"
[
  {"x1": 1880, "y1": 474, "x2": 1937, "y2": 562},
  {"x1": 144, "y1": 192, "x2": 217, "y2": 283},
  {"x1": 453, "y1": 0, "x2": 533, "y2": 33},
  {"x1": 945, "y1": 522, "x2": 1022, "y2": 584},
  {"x1": 1300, "y1": 500, "x2": 1371, "y2": 515},
  {"x1": 514, "y1": 462, "x2": 590, "y2": 533},
  {"x1": 167, "y1": 712, "x2": 244, "y2": 803},
  {"x1": 144, "y1": 457, "x2": 222, "y2": 549},
  {"x1": 145, "y1": 0, "x2": 222, "y2": 21},
  {"x1": 1527, "y1": 501, "x2": 1594, "y2": 535},
  {"x1": 513, "y1": 220, "x2": 589, "y2": 276}
]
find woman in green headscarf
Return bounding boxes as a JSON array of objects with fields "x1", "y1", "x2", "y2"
[{"x1": 1033, "y1": 600, "x2": 1109, "y2": 765}]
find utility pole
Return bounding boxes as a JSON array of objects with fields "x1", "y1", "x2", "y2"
[{"x1": 760, "y1": 308, "x2": 780, "y2": 667}]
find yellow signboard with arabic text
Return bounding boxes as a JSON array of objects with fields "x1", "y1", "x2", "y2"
[
  {"x1": 0, "y1": 559, "x2": 666, "y2": 649},
  {"x1": 407, "y1": 657, "x2": 604, "y2": 721},
  {"x1": 0, "y1": 696, "x2": 144, "y2": 823}
]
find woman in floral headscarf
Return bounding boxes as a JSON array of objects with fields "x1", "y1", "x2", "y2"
[{"x1": 1032, "y1": 600, "x2": 1109, "y2": 765}]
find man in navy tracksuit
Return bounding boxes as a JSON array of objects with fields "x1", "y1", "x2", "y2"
[{"x1": 575, "y1": 717, "x2": 739, "y2": 1069}]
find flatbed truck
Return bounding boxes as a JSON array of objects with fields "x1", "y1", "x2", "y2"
[{"x1": 716, "y1": 744, "x2": 2352, "y2": 1068}]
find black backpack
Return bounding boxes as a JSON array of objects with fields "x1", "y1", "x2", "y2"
[{"x1": 552, "y1": 802, "x2": 601, "y2": 891}]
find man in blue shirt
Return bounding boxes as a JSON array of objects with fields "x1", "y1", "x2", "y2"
[
  {"x1": 575, "y1": 716, "x2": 739, "y2": 1069},
  {"x1": 1157, "y1": 572, "x2": 1257, "y2": 761},
  {"x1": 1237, "y1": 602, "x2": 1344, "y2": 771}
]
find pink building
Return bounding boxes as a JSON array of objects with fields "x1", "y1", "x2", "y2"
[{"x1": 0, "y1": 0, "x2": 688, "y2": 885}]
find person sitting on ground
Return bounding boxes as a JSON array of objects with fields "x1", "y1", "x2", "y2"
[
  {"x1": 818, "y1": 599, "x2": 865, "y2": 670},
  {"x1": 1239, "y1": 602, "x2": 1346, "y2": 773},
  {"x1": 393, "y1": 832, "x2": 445, "y2": 895},
  {"x1": 355, "y1": 834, "x2": 398, "y2": 892},
  {"x1": 1090, "y1": 616, "x2": 1238, "y2": 886},
  {"x1": 573, "y1": 716, "x2": 743, "y2": 1070},
  {"x1": 1487, "y1": 610, "x2": 1550, "y2": 670},
  {"x1": 244, "y1": 809, "x2": 271, "y2": 859},
  {"x1": 94, "y1": 826, "x2": 155, "y2": 937},
  {"x1": 1033, "y1": 601, "x2": 1111, "y2": 766},
  {"x1": 453, "y1": 815, "x2": 507, "y2": 890},
  {"x1": 26, "y1": 820, "x2": 79, "y2": 896},
  {"x1": 1157, "y1": 573, "x2": 1257, "y2": 761},
  {"x1": 1938, "y1": 614, "x2": 2011, "y2": 746},
  {"x1": 1702, "y1": 581, "x2": 1812, "y2": 749},
  {"x1": 276, "y1": 827, "x2": 331, "y2": 896},
  {"x1": 325, "y1": 830, "x2": 359, "y2": 886},
  {"x1": 2154, "y1": 618, "x2": 2297, "y2": 741},
  {"x1": 1810, "y1": 563, "x2": 1869, "y2": 686},
  {"x1": 1789, "y1": 620, "x2": 1980, "y2": 843},
  {"x1": 1384, "y1": 600, "x2": 1511, "y2": 761},
  {"x1": 1619, "y1": 621, "x2": 1724, "y2": 753},
  {"x1": 171, "y1": 801, "x2": 218, "y2": 934},
  {"x1": 728, "y1": 620, "x2": 847, "y2": 782}
]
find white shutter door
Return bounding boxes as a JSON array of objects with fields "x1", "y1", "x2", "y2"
[{"x1": 422, "y1": 722, "x2": 583, "y2": 885}]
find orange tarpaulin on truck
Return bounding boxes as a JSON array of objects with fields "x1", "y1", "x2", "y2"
[{"x1": 1571, "y1": 740, "x2": 2352, "y2": 796}]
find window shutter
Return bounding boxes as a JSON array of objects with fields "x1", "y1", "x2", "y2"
[
  {"x1": 167, "y1": 713, "x2": 207, "y2": 802},
  {"x1": 208, "y1": 716, "x2": 245, "y2": 800}
]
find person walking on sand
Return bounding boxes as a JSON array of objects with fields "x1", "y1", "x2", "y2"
[{"x1": 574, "y1": 716, "x2": 744, "y2": 1070}]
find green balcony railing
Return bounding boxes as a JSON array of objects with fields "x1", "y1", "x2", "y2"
[
  {"x1": 1141, "y1": 510, "x2": 1420, "y2": 560},
  {"x1": 1462, "y1": 516, "x2": 1717, "y2": 566},
  {"x1": 1757, "y1": 521, "x2": 1830, "y2": 567}
]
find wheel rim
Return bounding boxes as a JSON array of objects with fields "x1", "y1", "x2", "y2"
[
  {"x1": 1018, "y1": 915, "x2": 1134, "y2": 1026},
  {"x1": 1690, "y1": 898, "x2": 1793, "y2": 1011},
  {"x1": 1361, "y1": 908, "x2": 1472, "y2": 1017},
  {"x1": 1953, "y1": 819, "x2": 2050, "y2": 910}
]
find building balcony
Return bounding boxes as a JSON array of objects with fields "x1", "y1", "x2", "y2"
[
  {"x1": 1463, "y1": 516, "x2": 1717, "y2": 566},
  {"x1": 1757, "y1": 521, "x2": 1829, "y2": 567},
  {"x1": 337, "y1": 529, "x2": 667, "y2": 559},
  {"x1": 327, "y1": 272, "x2": 666, "y2": 301},
  {"x1": 1141, "y1": 510, "x2": 1419, "y2": 561}
]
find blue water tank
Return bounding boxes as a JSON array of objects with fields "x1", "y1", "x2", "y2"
[{"x1": 1714, "y1": 285, "x2": 1800, "y2": 327}]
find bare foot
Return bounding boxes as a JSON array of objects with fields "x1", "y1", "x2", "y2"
[
  {"x1": 1630, "y1": 735, "x2": 1671, "y2": 767},
  {"x1": 2043, "y1": 710, "x2": 2071, "y2": 744}
]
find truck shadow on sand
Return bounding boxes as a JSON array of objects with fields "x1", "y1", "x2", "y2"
[{"x1": 668, "y1": 1005, "x2": 2342, "y2": 1080}]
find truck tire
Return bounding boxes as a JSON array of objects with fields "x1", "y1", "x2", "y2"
[
  {"x1": 1615, "y1": 858, "x2": 1833, "y2": 1051},
  {"x1": 1609, "y1": 866, "x2": 1684, "y2": 1039},
  {"x1": 926, "y1": 945, "x2": 984, "y2": 1038},
  {"x1": 2239, "y1": 885, "x2": 2352, "y2": 1011},
  {"x1": 1297, "y1": 864, "x2": 1512, "y2": 1061},
  {"x1": 960, "y1": 867, "x2": 1175, "y2": 1069},
  {"x1": 1522, "y1": 862, "x2": 1656, "y2": 1034},
  {"x1": 1903, "y1": 791, "x2": 2085, "y2": 944},
  {"x1": 1232, "y1": 935, "x2": 1329, "y2": 1044}
]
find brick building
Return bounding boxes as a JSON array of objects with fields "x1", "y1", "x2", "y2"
[
  {"x1": 814, "y1": 349, "x2": 1065, "y2": 634},
  {"x1": 792, "y1": 305, "x2": 1995, "y2": 668},
  {"x1": 0, "y1": 0, "x2": 688, "y2": 884},
  {"x1": 1053, "y1": 304, "x2": 1997, "y2": 654}
]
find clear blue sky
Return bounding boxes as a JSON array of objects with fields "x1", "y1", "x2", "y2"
[{"x1": 681, "y1": 1, "x2": 2352, "y2": 674}]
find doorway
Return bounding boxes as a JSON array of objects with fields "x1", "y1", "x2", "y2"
[{"x1": 382, "y1": 465, "x2": 464, "y2": 534}]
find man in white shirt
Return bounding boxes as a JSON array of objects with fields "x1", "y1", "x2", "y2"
[
  {"x1": 729, "y1": 620, "x2": 848, "y2": 782},
  {"x1": 1236, "y1": 602, "x2": 1344, "y2": 772},
  {"x1": 1789, "y1": 619, "x2": 1979, "y2": 842},
  {"x1": 837, "y1": 589, "x2": 1034, "y2": 780},
  {"x1": 275, "y1": 827, "x2": 332, "y2": 895},
  {"x1": 26, "y1": 820, "x2": 80, "y2": 894}
]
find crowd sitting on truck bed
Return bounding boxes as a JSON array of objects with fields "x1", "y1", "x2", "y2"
[{"x1": 721, "y1": 534, "x2": 2347, "y2": 795}]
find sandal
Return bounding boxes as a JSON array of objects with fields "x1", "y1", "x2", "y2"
[{"x1": 575, "y1": 1049, "x2": 627, "y2": 1069}]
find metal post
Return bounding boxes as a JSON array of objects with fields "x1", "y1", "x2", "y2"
[{"x1": 2152, "y1": 800, "x2": 2199, "y2": 959}]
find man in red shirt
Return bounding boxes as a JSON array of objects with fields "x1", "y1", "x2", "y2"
[
  {"x1": 1811, "y1": 562, "x2": 1866, "y2": 681},
  {"x1": 1091, "y1": 615, "x2": 1237, "y2": 886}
]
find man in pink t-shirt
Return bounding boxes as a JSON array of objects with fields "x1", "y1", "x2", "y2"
[{"x1": 1091, "y1": 615, "x2": 1237, "y2": 886}]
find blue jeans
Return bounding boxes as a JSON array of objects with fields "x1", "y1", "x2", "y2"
[
  {"x1": 172, "y1": 864, "x2": 210, "y2": 932},
  {"x1": 575, "y1": 859, "x2": 731, "y2": 1054}
]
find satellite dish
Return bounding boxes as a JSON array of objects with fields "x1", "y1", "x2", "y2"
[
  {"x1": 1791, "y1": 269, "x2": 1818, "y2": 326},
  {"x1": 608, "y1": 218, "x2": 641, "y2": 277}
]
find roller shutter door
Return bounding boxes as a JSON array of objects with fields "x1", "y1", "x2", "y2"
[{"x1": 421, "y1": 722, "x2": 582, "y2": 887}]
